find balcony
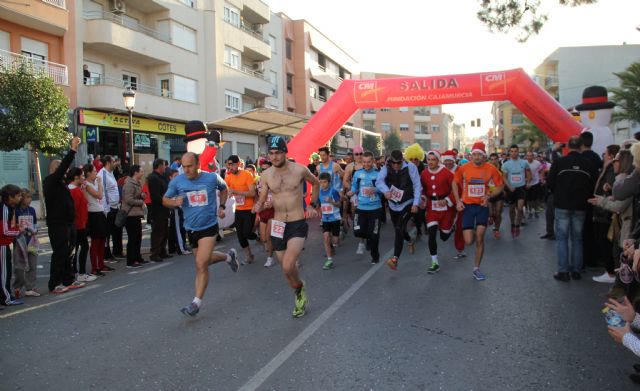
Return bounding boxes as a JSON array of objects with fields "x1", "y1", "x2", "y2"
[
  {"x1": 309, "y1": 62, "x2": 342, "y2": 90},
  {"x1": 0, "y1": 0, "x2": 68, "y2": 35},
  {"x1": 81, "y1": 76, "x2": 200, "y2": 121},
  {"x1": 222, "y1": 63, "x2": 274, "y2": 98},
  {"x1": 414, "y1": 133, "x2": 431, "y2": 140},
  {"x1": 241, "y1": 0, "x2": 270, "y2": 24},
  {"x1": 544, "y1": 75, "x2": 559, "y2": 91},
  {"x1": 362, "y1": 109, "x2": 376, "y2": 121},
  {"x1": 221, "y1": 19, "x2": 271, "y2": 61},
  {"x1": 83, "y1": 12, "x2": 197, "y2": 69},
  {"x1": 0, "y1": 49, "x2": 68, "y2": 85}
]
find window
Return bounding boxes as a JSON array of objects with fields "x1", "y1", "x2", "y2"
[
  {"x1": 309, "y1": 84, "x2": 317, "y2": 99},
  {"x1": 399, "y1": 124, "x2": 409, "y2": 131},
  {"x1": 414, "y1": 107, "x2": 430, "y2": 116},
  {"x1": 223, "y1": 4, "x2": 240, "y2": 27},
  {"x1": 286, "y1": 73, "x2": 293, "y2": 94},
  {"x1": 399, "y1": 107, "x2": 409, "y2": 112},
  {"x1": 380, "y1": 108, "x2": 390, "y2": 112},
  {"x1": 160, "y1": 79, "x2": 170, "y2": 97},
  {"x1": 415, "y1": 123, "x2": 428, "y2": 134},
  {"x1": 0, "y1": 30, "x2": 9, "y2": 52},
  {"x1": 122, "y1": 72, "x2": 139, "y2": 90},
  {"x1": 20, "y1": 37, "x2": 48, "y2": 71},
  {"x1": 224, "y1": 46, "x2": 241, "y2": 69},
  {"x1": 173, "y1": 75, "x2": 197, "y2": 103},
  {"x1": 432, "y1": 142, "x2": 441, "y2": 150},
  {"x1": 431, "y1": 124, "x2": 440, "y2": 133},
  {"x1": 363, "y1": 120, "x2": 374, "y2": 131},
  {"x1": 269, "y1": 70, "x2": 277, "y2": 97},
  {"x1": 381, "y1": 123, "x2": 391, "y2": 131},
  {"x1": 512, "y1": 112, "x2": 524, "y2": 125},
  {"x1": 225, "y1": 90, "x2": 241, "y2": 113},
  {"x1": 178, "y1": 0, "x2": 196, "y2": 7},
  {"x1": 317, "y1": 52, "x2": 326, "y2": 69},
  {"x1": 318, "y1": 85, "x2": 327, "y2": 102},
  {"x1": 430, "y1": 107, "x2": 440, "y2": 114},
  {"x1": 237, "y1": 142, "x2": 255, "y2": 161},
  {"x1": 269, "y1": 35, "x2": 277, "y2": 54},
  {"x1": 285, "y1": 39, "x2": 292, "y2": 60},
  {"x1": 417, "y1": 140, "x2": 431, "y2": 151},
  {"x1": 83, "y1": 60, "x2": 103, "y2": 85},
  {"x1": 171, "y1": 22, "x2": 196, "y2": 52}
]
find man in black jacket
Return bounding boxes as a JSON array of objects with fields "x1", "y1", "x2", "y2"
[
  {"x1": 546, "y1": 136, "x2": 598, "y2": 282},
  {"x1": 148, "y1": 158, "x2": 171, "y2": 262},
  {"x1": 44, "y1": 136, "x2": 85, "y2": 293}
]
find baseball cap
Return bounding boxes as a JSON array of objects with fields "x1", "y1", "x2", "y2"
[
  {"x1": 227, "y1": 155, "x2": 240, "y2": 164},
  {"x1": 268, "y1": 136, "x2": 288, "y2": 153}
]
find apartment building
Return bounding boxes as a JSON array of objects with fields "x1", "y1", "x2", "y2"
[
  {"x1": 534, "y1": 44, "x2": 640, "y2": 143},
  {"x1": 0, "y1": 0, "x2": 76, "y2": 189},
  {"x1": 280, "y1": 13, "x2": 359, "y2": 154},
  {"x1": 491, "y1": 100, "x2": 525, "y2": 150}
]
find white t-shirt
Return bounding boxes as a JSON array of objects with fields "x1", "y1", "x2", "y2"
[
  {"x1": 84, "y1": 180, "x2": 104, "y2": 213},
  {"x1": 527, "y1": 160, "x2": 542, "y2": 186}
]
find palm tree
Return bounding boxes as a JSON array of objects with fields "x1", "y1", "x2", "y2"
[
  {"x1": 611, "y1": 62, "x2": 640, "y2": 126},
  {"x1": 513, "y1": 117, "x2": 549, "y2": 149}
]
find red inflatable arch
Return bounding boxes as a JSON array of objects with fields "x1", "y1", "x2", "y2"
[{"x1": 288, "y1": 68, "x2": 581, "y2": 163}]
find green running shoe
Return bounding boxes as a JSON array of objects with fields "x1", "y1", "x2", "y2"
[
  {"x1": 427, "y1": 262, "x2": 440, "y2": 274},
  {"x1": 323, "y1": 259, "x2": 334, "y2": 270},
  {"x1": 292, "y1": 284, "x2": 308, "y2": 318}
]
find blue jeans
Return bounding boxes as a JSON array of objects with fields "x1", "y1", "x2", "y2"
[{"x1": 554, "y1": 208, "x2": 586, "y2": 273}]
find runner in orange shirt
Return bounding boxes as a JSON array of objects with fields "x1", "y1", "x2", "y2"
[
  {"x1": 225, "y1": 155, "x2": 258, "y2": 264},
  {"x1": 452, "y1": 142, "x2": 504, "y2": 281}
]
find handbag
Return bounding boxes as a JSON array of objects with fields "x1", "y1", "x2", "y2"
[{"x1": 114, "y1": 206, "x2": 130, "y2": 228}]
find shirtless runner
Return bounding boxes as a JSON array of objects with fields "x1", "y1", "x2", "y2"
[{"x1": 252, "y1": 136, "x2": 320, "y2": 318}]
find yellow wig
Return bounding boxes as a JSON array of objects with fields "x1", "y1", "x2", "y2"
[{"x1": 404, "y1": 143, "x2": 425, "y2": 161}]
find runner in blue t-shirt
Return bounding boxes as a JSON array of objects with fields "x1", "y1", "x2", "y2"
[
  {"x1": 163, "y1": 152, "x2": 239, "y2": 317},
  {"x1": 501, "y1": 144, "x2": 531, "y2": 237},
  {"x1": 318, "y1": 172, "x2": 342, "y2": 270}
]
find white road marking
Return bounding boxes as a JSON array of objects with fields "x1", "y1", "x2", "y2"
[
  {"x1": 128, "y1": 262, "x2": 172, "y2": 274},
  {"x1": 237, "y1": 248, "x2": 393, "y2": 391},
  {"x1": 0, "y1": 296, "x2": 78, "y2": 319},
  {"x1": 104, "y1": 283, "x2": 134, "y2": 293}
]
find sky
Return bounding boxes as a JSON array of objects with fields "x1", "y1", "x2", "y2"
[{"x1": 265, "y1": 0, "x2": 640, "y2": 138}]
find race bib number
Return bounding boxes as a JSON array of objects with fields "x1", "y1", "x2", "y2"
[
  {"x1": 390, "y1": 185, "x2": 404, "y2": 202},
  {"x1": 432, "y1": 200, "x2": 448, "y2": 211},
  {"x1": 186, "y1": 190, "x2": 208, "y2": 207},
  {"x1": 271, "y1": 220, "x2": 286, "y2": 239},
  {"x1": 361, "y1": 186, "x2": 377, "y2": 201},
  {"x1": 510, "y1": 174, "x2": 523, "y2": 183},
  {"x1": 468, "y1": 184, "x2": 485, "y2": 198},
  {"x1": 234, "y1": 195, "x2": 245, "y2": 206},
  {"x1": 321, "y1": 203, "x2": 335, "y2": 214}
]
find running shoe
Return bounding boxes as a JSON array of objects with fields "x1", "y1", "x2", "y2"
[
  {"x1": 453, "y1": 252, "x2": 467, "y2": 260},
  {"x1": 66, "y1": 281, "x2": 86, "y2": 290},
  {"x1": 292, "y1": 284, "x2": 308, "y2": 318},
  {"x1": 126, "y1": 263, "x2": 142, "y2": 269},
  {"x1": 493, "y1": 230, "x2": 501, "y2": 240},
  {"x1": 427, "y1": 262, "x2": 440, "y2": 274},
  {"x1": 472, "y1": 269, "x2": 487, "y2": 281},
  {"x1": 264, "y1": 257, "x2": 275, "y2": 268},
  {"x1": 8, "y1": 299, "x2": 24, "y2": 306},
  {"x1": 386, "y1": 256, "x2": 398, "y2": 270},
  {"x1": 356, "y1": 243, "x2": 365, "y2": 255},
  {"x1": 50, "y1": 284, "x2": 69, "y2": 294},
  {"x1": 24, "y1": 289, "x2": 41, "y2": 297},
  {"x1": 322, "y1": 259, "x2": 334, "y2": 270},
  {"x1": 371, "y1": 258, "x2": 379, "y2": 265},
  {"x1": 93, "y1": 270, "x2": 106, "y2": 277},
  {"x1": 180, "y1": 302, "x2": 200, "y2": 317},
  {"x1": 593, "y1": 272, "x2": 616, "y2": 284},
  {"x1": 227, "y1": 249, "x2": 239, "y2": 272},
  {"x1": 241, "y1": 254, "x2": 255, "y2": 265}
]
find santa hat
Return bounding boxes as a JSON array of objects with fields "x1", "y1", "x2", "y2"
[
  {"x1": 471, "y1": 141, "x2": 486, "y2": 156},
  {"x1": 426, "y1": 150, "x2": 441, "y2": 161},
  {"x1": 441, "y1": 150, "x2": 457, "y2": 162}
]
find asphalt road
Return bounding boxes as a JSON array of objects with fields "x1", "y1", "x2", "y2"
[{"x1": 1, "y1": 213, "x2": 638, "y2": 391}]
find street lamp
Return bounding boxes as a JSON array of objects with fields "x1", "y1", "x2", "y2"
[{"x1": 123, "y1": 86, "x2": 136, "y2": 165}]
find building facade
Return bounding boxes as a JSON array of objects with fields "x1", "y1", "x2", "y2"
[
  {"x1": 491, "y1": 100, "x2": 528, "y2": 151},
  {"x1": 534, "y1": 44, "x2": 640, "y2": 143}
]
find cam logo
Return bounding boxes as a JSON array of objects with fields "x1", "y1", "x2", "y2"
[
  {"x1": 354, "y1": 81, "x2": 383, "y2": 104},
  {"x1": 480, "y1": 72, "x2": 507, "y2": 96}
]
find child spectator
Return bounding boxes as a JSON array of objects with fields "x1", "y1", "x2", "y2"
[
  {"x1": 0, "y1": 184, "x2": 24, "y2": 306},
  {"x1": 13, "y1": 188, "x2": 39, "y2": 298}
]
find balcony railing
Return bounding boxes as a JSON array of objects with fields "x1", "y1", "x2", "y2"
[
  {"x1": 223, "y1": 62, "x2": 270, "y2": 82},
  {"x1": 42, "y1": 0, "x2": 66, "y2": 9},
  {"x1": 223, "y1": 17, "x2": 269, "y2": 43},
  {"x1": 0, "y1": 49, "x2": 68, "y2": 85},
  {"x1": 83, "y1": 10, "x2": 171, "y2": 43},
  {"x1": 85, "y1": 75, "x2": 171, "y2": 98},
  {"x1": 313, "y1": 62, "x2": 343, "y2": 81}
]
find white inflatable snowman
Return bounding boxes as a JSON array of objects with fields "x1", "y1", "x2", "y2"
[{"x1": 575, "y1": 85, "x2": 615, "y2": 157}]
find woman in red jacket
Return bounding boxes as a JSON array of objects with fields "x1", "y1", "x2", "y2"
[{"x1": 68, "y1": 168, "x2": 96, "y2": 283}]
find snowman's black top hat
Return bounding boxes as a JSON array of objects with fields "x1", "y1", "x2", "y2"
[
  {"x1": 183, "y1": 120, "x2": 221, "y2": 144},
  {"x1": 575, "y1": 85, "x2": 616, "y2": 111}
]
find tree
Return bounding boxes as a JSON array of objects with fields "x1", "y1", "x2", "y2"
[
  {"x1": 513, "y1": 117, "x2": 549, "y2": 149},
  {"x1": 362, "y1": 134, "x2": 382, "y2": 156},
  {"x1": 611, "y1": 62, "x2": 640, "y2": 127},
  {"x1": 383, "y1": 131, "x2": 403, "y2": 153},
  {"x1": 0, "y1": 64, "x2": 71, "y2": 217},
  {"x1": 477, "y1": 0, "x2": 598, "y2": 42}
]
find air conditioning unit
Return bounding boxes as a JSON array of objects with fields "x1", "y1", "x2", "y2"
[
  {"x1": 252, "y1": 62, "x2": 264, "y2": 72},
  {"x1": 110, "y1": 0, "x2": 126, "y2": 14}
]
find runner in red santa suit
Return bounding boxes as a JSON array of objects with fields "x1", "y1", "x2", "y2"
[
  {"x1": 420, "y1": 150, "x2": 456, "y2": 274},
  {"x1": 441, "y1": 150, "x2": 467, "y2": 260}
]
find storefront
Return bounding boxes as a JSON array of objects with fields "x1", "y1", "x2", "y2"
[{"x1": 78, "y1": 109, "x2": 187, "y2": 165}]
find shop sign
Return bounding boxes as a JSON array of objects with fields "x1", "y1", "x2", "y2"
[
  {"x1": 134, "y1": 134, "x2": 151, "y2": 148},
  {"x1": 86, "y1": 126, "x2": 98, "y2": 142},
  {"x1": 79, "y1": 109, "x2": 185, "y2": 135}
]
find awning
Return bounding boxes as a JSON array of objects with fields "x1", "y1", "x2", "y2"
[{"x1": 207, "y1": 108, "x2": 379, "y2": 138}]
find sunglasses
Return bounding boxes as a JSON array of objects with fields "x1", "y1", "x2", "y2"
[
  {"x1": 390, "y1": 160, "x2": 402, "y2": 165},
  {"x1": 354, "y1": 153, "x2": 363, "y2": 156}
]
